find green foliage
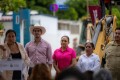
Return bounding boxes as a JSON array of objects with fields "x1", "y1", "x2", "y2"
[
  {"x1": 56, "y1": 7, "x2": 78, "y2": 20},
  {"x1": 27, "y1": 0, "x2": 35, "y2": 8},
  {"x1": 112, "y1": 7, "x2": 120, "y2": 28},
  {"x1": 31, "y1": 6, "x2": 49, "y2": 14},
  {"x1": 89, "y1": 0, "x2": 99, "y2": 5},
  {"x1": 65, "y1": 0, "x2": 87, "y2": 20},
  {"x1": 106, "y1": 7, "x2": 120, "y2": 28},
  {"x1": 56, "y1": 0, "x2": 99, "y2": 20},
  {"x1": 27, "y1": 0, "x2": 54, "y2": 15},
  {"x1": 0, "y1": 0, "x2": 26, "y2": 13},
  {"x1": 25, "y1": 0, "x2": 100, "y2": 20},
  {"x1": 0, "y1": 23, "x2": 4, "y2": 30},
  {"x1": 26, "y1": 0, "x2": 99, "y2": 20},
  {"x1": 0, "y1": 0, "x2": 118, "y2": 23}
]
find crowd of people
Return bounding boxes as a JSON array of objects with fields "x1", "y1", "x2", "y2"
[{"x1": 0, "y1": 23, "x2": 120, "y2": 80}]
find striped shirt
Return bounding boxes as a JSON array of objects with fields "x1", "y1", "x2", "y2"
[{"x1": 25, "y1": 39, "x2": 52, "y2": 66}]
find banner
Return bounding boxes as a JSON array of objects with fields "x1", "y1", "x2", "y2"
[
  {"x1": 88, "y1": 6, "x2": 101, "y2": 25},
  {"x1": 0, "y1": 60, "x2": 24, "y2": 71}
]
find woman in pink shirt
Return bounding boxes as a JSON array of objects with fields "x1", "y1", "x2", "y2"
[{"x1": 53, "y1": 36, "x2": 76, "y2": 79}]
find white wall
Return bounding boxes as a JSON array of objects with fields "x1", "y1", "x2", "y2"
[{"x1": 30, "y1": 15, "x2": 83, "y2": 53}]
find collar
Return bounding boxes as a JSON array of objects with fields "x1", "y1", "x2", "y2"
[
  {"x1": 34, "y1": 38, "x2": 43, "y2": 43},
  {"x1": 59, "y1": 46, "x2": 69, "y2": 52},
  {"x1": 111, "y1": 41, "x2": 120, "y2": 46},
  {"x1": 84, "y1": 53, "x2": 94, "y2": 57}
]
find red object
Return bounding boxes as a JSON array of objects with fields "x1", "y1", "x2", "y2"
[
  {"x1": 88, "y1": 6, "x2": 101, "y2": 25},
  {"x1": 104, "y1": 0, "x2": 111, "y2": 3}
]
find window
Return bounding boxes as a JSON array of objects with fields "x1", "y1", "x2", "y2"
[{"x1": 58, "y1": 23, "x2": 70, "y2": 30}]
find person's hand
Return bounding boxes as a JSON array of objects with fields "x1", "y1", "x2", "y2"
[
  {"x1": 0, "y1": 45, "x2": 6, "y2": 51},
  {"x1": 57, "y1": 70, "x2": 61, "y2": 74}
]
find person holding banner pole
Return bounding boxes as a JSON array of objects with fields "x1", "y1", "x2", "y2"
[{"x1": 0, "y1": 29, "x2": 32, "y2": 80}]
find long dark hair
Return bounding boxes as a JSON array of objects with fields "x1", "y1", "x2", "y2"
[
  {"x1": 5, "y1": 29, "x2": 16, "y2": 37},
  {"x1": 61, "y1": 35, "x2": 70, "y2": 43},
  {"x1": 4, "y1": 29, "x2": 16, "y2": 43},
  {"x1": 85, "y1": 42, "x2": 95, "y2": 49}
]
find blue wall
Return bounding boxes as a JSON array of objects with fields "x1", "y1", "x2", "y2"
[
  {"x1": 13, "y1": 12, "x2": 20, "y2": 42},
  {"x1": 13, "y1": 9, "x2": 30, "y2": 46},
  {"x1": 20, "y1": 9, "x2": 30, "y2": 46}
]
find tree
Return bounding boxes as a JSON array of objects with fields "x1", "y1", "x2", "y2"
[
  {"x1": 56, "y1": 0, "x2": 99, "y2": 20},
  {"x1": 105, "y1": 3, "x2": 120, "y2": 28},
  {"x1": 26, "y1": 0, "x2": 99, "y2": 20},
  {"x1": 26, "y1": 0, "x2": 54, "y2": 14},
  {"x1": 112, "y1": 7, "x2": 120, "y2": 28},
  {"x1": 56, "y1": 7, "x2": 78, "y2": 20},
  {"x1": 0, "y1": 0, "x2": 26, "y2": 13}
]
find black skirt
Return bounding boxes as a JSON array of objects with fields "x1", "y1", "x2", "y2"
[
  {"x1": 11, "y1": 52, "x2": 22, "y2": 80},
  {"x1": 12, "y1": 71, "x2": 21, "y2": 80}
]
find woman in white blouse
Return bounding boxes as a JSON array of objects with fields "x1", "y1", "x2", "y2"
[{"x1": 77, "y1": 42, "x2": 100, "y2": 73}]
